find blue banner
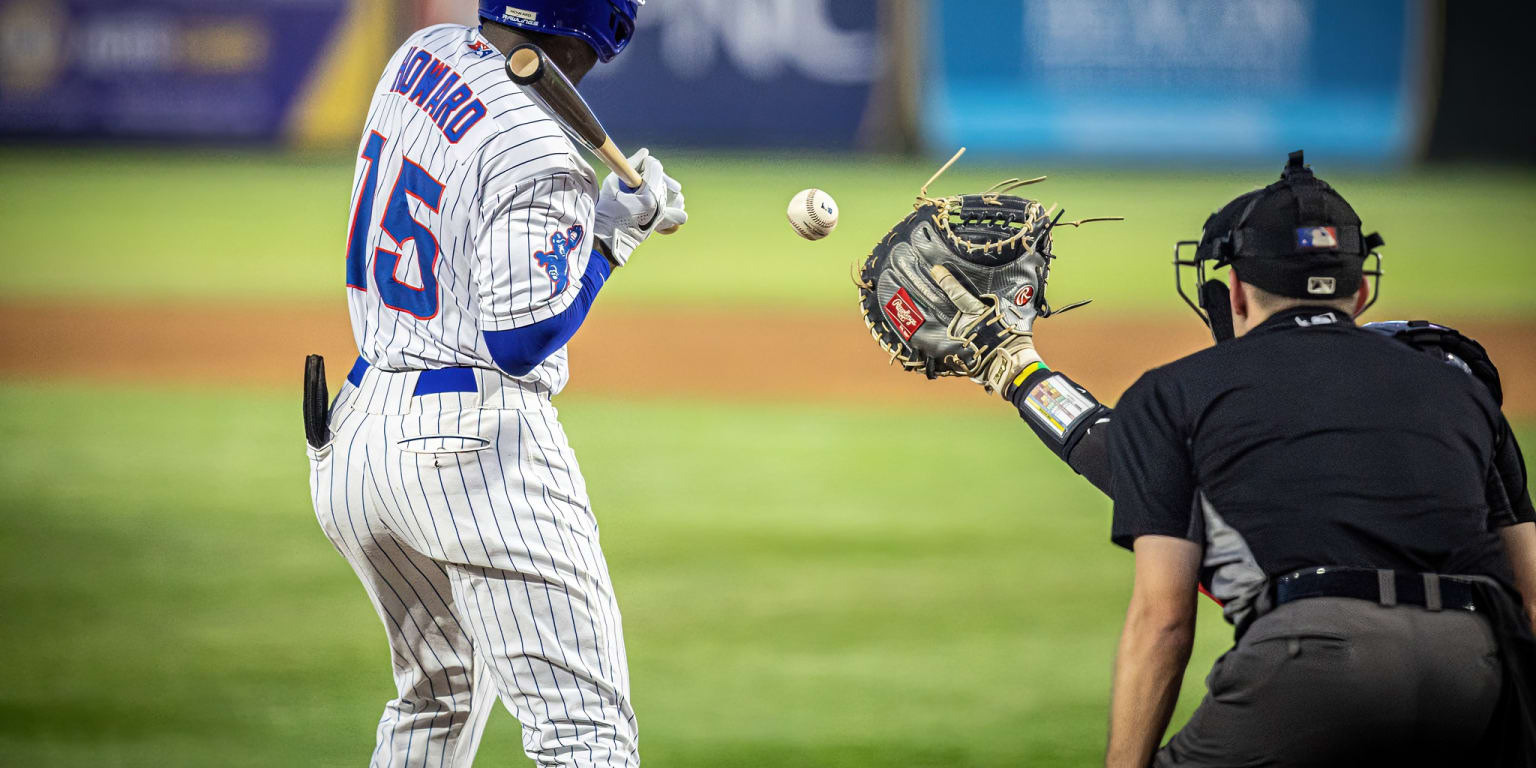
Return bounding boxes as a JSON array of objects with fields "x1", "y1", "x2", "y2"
[
  {"x1": 0, "y1": 0, "x2": 345, "y2": 140},
  {"x1": 580, "y1": 0, "x2": 880, "y2": 149},
  {"x1": 924, "y1": 0, "x2": 1431, "y2": 163}
]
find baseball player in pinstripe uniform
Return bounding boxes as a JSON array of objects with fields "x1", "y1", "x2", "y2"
[{"x1": 306, "y1": 2, "x2": 682, "y2": 765}]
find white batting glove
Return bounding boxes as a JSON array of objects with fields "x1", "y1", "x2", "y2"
[{"x1": 594, "y1": 148, "x2": 686, "y2": 267}]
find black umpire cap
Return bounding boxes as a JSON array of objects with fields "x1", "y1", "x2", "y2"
[{"x1": 1197, "y1": 150, "x2": 1385, "y2": 301}]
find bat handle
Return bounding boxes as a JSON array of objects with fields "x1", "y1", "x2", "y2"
[{"x1": 596, "y1": 137, "x2": 644, "y2": 190}]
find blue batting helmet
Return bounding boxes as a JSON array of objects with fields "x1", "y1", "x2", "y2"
[{"x1": 477, "y1": 1, "x2": 641, "y2": 63}]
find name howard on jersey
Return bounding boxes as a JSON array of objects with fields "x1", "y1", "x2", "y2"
[
  {"x1": 390, "y1": 46, "x2": 488, "y2": 143},
  {"x1": 347, "y1": 24, "x2": 595, "y2": 386}
]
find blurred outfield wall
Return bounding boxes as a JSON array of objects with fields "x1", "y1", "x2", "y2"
[
  {"x1": 1, "y1": 0, "x2": 1525, "y2": 165},
  {"x1": 0, "y1": 0, "x2": 393, "y2": 147},
  {"x1": 925, "y1": 0, "x2": 1432, "y2": 163}
]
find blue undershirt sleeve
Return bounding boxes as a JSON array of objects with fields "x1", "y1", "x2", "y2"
[{"x1": 483, "y1": 253, "x2": 612, "y2": 377}]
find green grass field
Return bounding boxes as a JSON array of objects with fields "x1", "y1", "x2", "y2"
[
  {"x1": 0, "y1": 383, "x2": 1230, "y2": 766},
  {"x1": 1, "y1": 149, "x2": 1533, "y2": 766},
  {"x1": 3, "y1": 384, "x2": 1531, "y2": 766},
  {"x1": 3, "y1": 149, "x2": 1535, "y2": 317}
]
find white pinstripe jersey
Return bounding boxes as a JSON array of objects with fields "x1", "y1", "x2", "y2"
[{"x1": 344, "y1": 24, "x2": 596, "y2": 395}]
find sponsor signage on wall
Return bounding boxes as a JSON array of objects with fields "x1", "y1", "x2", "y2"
[
  {"x1": 581, "y1": 0, "x2": 881, "y2": 149},
  {"x1": 0, "y1": 0, "x2": 346, "y2": 140},
  {"x1": 924, "y1": 0, "x2": 1430, "y2": 162}
]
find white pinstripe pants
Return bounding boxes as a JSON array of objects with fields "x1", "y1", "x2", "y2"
[{"x1": 308, "y1": 369, "x2": 637, "y2": 767}]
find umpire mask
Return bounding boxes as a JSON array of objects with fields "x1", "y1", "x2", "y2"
[{"x1": 1174, "y1": 150, "x2": 1385, "y2": 343}]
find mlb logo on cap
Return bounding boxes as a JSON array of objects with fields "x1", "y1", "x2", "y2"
[
  {"x1": 1307, "y1": 276, "x2": 1337, "y2": 294},
  {"x1": 1296, "y1": 226, "x2": 1339, "y2": 250}
]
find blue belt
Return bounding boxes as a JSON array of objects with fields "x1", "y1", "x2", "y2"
[{"x1": 347, "y1": 357, "x2": 478, "y2": 395}]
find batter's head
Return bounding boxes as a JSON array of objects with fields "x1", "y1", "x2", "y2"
[
  {"x1": 1174, "y1": 150, "x2": 1385, "y2": 342},
  {"x1": 478, "y1": 0, "x2": 641, "y2": 62}
]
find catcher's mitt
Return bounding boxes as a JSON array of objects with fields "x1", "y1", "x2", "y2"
[{"x1": 854, "y1": 149, "x2": 1117, "y2": 387}]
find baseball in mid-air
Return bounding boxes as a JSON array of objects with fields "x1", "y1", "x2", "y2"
[{"x1": 786, "y1": 188, "x2": 839, "y2": 240}]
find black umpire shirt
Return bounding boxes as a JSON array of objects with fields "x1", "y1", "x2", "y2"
[{"x1": 1108, "y1": 305, "x2": 1526, "y2": 628}]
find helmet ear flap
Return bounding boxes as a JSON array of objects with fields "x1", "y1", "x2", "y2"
[{"x1": 1199, "y1": 279, "x2": 1235, "y2": 343}]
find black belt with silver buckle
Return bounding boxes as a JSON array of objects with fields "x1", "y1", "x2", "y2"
[{"x1": 1272, "y1": 567, "x2": 1480, "y2": 613}]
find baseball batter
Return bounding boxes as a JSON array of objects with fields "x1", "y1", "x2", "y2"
[{"x1": 305, "y1": 2, "x2": 682, "y2": 766}]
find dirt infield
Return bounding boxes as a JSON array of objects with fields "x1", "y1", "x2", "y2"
[{"x1": 2, "y1": 300, "x2": 1533, "y2": 415}]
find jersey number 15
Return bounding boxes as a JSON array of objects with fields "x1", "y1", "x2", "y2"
[{"x1": 345, "y1": 131, "x2": 446, "y2": 320}]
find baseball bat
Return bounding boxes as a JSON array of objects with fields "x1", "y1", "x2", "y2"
[{"x1": 505, "y1": 44, "x2": 679, "y2": 233}]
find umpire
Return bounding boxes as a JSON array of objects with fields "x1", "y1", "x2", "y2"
[{"x1": 1004, "y1": 152, "x2": 1536, "y2": 767}]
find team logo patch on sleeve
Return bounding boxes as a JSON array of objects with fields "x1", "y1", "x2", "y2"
[
  {"x1": 883, "y1": 288, "x2": 926, "y2": 340},
  {"x1": 466, "y1": 40, "x2": 496, "y2": 58},
  {"x1": 535, "y1": 224, "x2": 583, "y2": 297},
  {"x1": 1296, "y1": 226, "x2": 1338, "y2": 250}
]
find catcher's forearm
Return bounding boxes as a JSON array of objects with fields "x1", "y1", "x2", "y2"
[
  {"x1": 1008, "y1": 365, "x2": 1114, "y2": 497},
  {"x1": 1067, "y1": 418, "x2": 1114, "y2": 497}
]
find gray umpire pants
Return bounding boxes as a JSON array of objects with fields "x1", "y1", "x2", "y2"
[{"x1": 1156, "y1": 597, "x2": 1503, "y2": 768}]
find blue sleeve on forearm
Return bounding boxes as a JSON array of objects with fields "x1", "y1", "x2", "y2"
[{"x1": 483, "y1": 254, "x2": 612, "y2": 377}]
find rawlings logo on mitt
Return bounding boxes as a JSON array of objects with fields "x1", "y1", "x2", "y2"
[
  {"x1": 883, "y1": 289, "x2": 925, "y2": 340},
  {"x1": 853, "y1": 148, "x2": 1120, "y2": 389}
]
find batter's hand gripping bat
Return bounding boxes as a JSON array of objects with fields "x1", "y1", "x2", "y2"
[{"x1": 505, "y1": 44, "x2": 680, "y2": 234}]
